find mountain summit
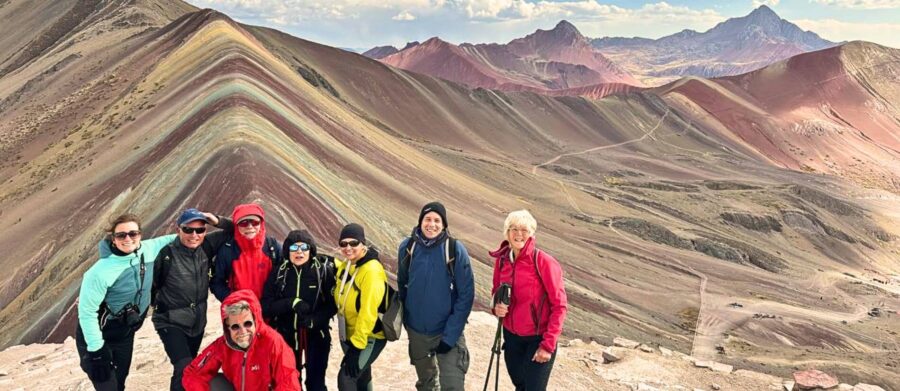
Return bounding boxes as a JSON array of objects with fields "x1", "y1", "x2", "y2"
[{"x1": 594, "y1": 5, "x2": 836, "y2": 85}]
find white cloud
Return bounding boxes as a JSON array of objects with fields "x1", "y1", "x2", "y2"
[
  {"x1": 752, "y1": 0, "x2": 780, "y2": 7},
  {"x1": 794, "y1": 18, "x2": 900, "y2": 47},
  {"x1": 811, "y1": 0, "x2": 900, "y2": 9},
  {"x1": 393, "y1": 11, "x2": 417, "y2": 21}
]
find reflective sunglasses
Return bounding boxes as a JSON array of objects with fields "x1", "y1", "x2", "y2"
[
  {"x1": 338, "y1": 239, "x2": 361, "y2": 248},
  {"x1": 180, "y1": 226, "x2": 207, "y2": 235},
  {"x1": 228, "y1": 320, "x2": 254, "y2": 332},
  {"x1": 236, "y1": 219, "x2": 261, "y2": 228},
  {"x1": 289, "y1": 243, "x2": 310, "y2": 252},
  {"x1": 113, "y1": 230, "x2": 141, "y2": 240}
]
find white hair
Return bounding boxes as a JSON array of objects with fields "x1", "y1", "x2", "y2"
[
  {"x1": 503, "y1": 209, "x2": 537, "y2": 235},
  {"x1": 224, "y1": 301, "x2": 251, "y2": 316}
]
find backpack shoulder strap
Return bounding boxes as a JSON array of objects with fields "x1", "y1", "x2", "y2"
[
  {"x1": 401, "y1": 237, "x2": 415, "y2": 275},
  {"x1": 445, "y1": 237, "x2": 457, "y2": 280}
]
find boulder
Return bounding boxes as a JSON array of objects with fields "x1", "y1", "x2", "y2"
[
  {"x1": 792, "y1": 369, "x2": 839, "y2": 390},
  {"x1": 837, "y1": 385, "x2": 854, "y2": 391},
  {"x1": 602, "y1": 347, "x2": 625, "y2": 363},
  {"x1": 853, "y1": 384, "x2": 885, "y2": 391},
  {"x1": 638, "y1": 344, "x2": 655, "y2": 353},
  {"x1": 659, "y1": 346, "x2": 673, "y2": 357},
  {"x1": 613, "y1": 337, "x2": 641, "y2": 349},
  {"x1": 566, "y1": 339, "x2": 584, "y2": 347}
]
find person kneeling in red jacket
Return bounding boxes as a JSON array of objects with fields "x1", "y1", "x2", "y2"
[{"x1": 183, "y1": 289, "x2": 300, "y2": 391}]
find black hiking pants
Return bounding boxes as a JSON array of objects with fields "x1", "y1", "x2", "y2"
[
  {"x1": 157, "y1": 327, "x2": 204, "y2": 391},
  {"x1": 293, "y1": 327, "x2": 332, "y2": 391},
  {"x1": 502, "y1": 329, "x2": 557, "y2": 391},
  {"x1": 76, "y1": 324, "x2": 136, "y2": 391}
]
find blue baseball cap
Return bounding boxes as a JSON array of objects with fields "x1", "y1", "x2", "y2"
[{"x1": 177, "y1": 208, "x2": 208, "y2": 226}]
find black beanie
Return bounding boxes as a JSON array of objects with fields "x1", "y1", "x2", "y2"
[
  {"x1": 282, "y1": 229, "x2": 317, "y2": 259},
  {"x1": 339, "y1": 223, "x2": 366, "y2": 245},
  {"x1": 418, "y1": 201, "x2": 448, "y2": 228}
]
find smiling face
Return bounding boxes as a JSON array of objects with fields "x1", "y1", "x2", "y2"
[
  {"x1": 236, "y1": 216, "x2": 261, "y2": 240},
  {"x1": 339, "y1": 239, "x2": 366, "y2": 262},
  {"x1": 506, "y1": 224, "x2": 533, "y2": 253},
  {"x1": 289, "y1": 242, "x2": 310, "y2": 266},
  {"x1": 226, "y1": 310, "x2": 255, "y2": 349},
  {"x1": 177, "y1": 220, "x2": 206, "y2": 249},
  {"x1": 420, "y1": 211, "x2": 444, "y2": 240},
  {"x1": 112, "y1": 221, "x2": 141, "y2": 254}
]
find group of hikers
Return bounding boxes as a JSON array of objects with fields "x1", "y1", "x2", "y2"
[{"x1": 75, "y1": 201, "x2": 569, "y2": 391}]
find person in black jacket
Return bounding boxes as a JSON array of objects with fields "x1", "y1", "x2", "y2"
[
  {"x1": 262, "y1": 229, "x2": 337, "y2": 391},
  {"x1": 150, "y1": 208, "x2": 233, "y2": 391}
]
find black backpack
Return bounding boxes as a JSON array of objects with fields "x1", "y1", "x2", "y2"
[{"x1": 274, "y1": 255, "x2": 335, "y2": 309}]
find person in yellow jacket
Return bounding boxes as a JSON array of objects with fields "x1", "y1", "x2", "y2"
[{"x1": 333, "y1": 223, "x2": 388, "y2": 390}]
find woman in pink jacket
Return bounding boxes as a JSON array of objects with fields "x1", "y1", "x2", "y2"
[{"x1": 490, "y1": 210, "x2": 568, "y2": 391}]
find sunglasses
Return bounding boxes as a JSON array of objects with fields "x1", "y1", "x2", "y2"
[
  {"x1": 236, "y1": 219, "x2": 261, "y2": 228},
  {"x1": 289, "y1": 243, "x2": 310, "y2": 252},
  {"x1": 180, "y1": 226, "x2": 207, "y2": 235},
  {"x1": 228, "y1": 320, "x2": 254, "y2": 332},
  {"x1": 338, "y1": 239, "x2": 361, "y2": 248},
  {"x1": 113, "y1": 230, "x2": 141, "y2": 240}
]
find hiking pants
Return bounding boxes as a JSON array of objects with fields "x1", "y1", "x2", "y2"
[
  {"x1": 407, "y1": 328, "x2": 469, "y2": 391},
  {"x1": 502, "y1": 329, "x2": 557, "y2": 391},
  {"x1": 76, "y1": 324, "x2": 136, "y2": 391},
  {"x1": 295, "y1": 327, "x2": 332, "y2": 391},
  {"x1": 157, "y1": 327, "x2": 204, "y2": 391},
  {"x1": 337, "y1": 338, "x2": 387, "y2": 391}
]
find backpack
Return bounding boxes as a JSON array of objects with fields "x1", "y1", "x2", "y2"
[
  {"x1": 400, "y1": 237, "x2": 458, "y2": 289},
  {"x1": 274, "y1": 255, "x2": 335, "y2": 309}
]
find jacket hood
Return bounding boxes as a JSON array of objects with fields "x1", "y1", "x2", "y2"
[
  {"x1": 282, "y1": 229, "x2": 317, "y2": 259},
  {"x1": 354, "y1": 247, "x2": 380, "y2": 268},
  {"x1": 232, "y1": 203, "x2": 266, "y2": 251},
  {"x1": 220, "y1": 289, "x2": 266, "y2": 349}
]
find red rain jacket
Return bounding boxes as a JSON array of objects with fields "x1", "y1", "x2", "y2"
[
  {"x1": 490, "y1": 237, "x2": 568, "y2": 353},
  {"x1": 183, "y1": 289, "x2": 300, "y2": 391}
]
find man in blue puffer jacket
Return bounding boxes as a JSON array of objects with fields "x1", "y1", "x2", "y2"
[{"x1": 398, "y1": 201, "x2": 475, "y2": 391}]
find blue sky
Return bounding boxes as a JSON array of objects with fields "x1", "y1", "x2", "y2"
[{"x1": 186, "y1": 1, "x2": 900, "y2": 49}]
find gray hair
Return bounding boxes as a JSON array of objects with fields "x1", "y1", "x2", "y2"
[
  {"x1": 224, "y1": 301, "x2": 251, "y2": 316},
  {"x1": 503, "y1": 209, "x2": 537, "y2": 236}
]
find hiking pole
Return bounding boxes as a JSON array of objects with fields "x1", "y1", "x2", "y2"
[{"x1": 483, "y1": 283, "x2": 511, "y2": 391}]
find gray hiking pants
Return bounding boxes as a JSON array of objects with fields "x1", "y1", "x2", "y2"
[{"x1": 407, "y1": 327, "x2": 469, "y2": 391}]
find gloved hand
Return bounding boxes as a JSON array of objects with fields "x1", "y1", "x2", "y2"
[
  {"x1": 342, "y1": 344, "x2": 362, "y2": 378},
  {"x1": 434, "y1": 341, "x2": 453, "y2": 355},
  {"x1": 293, "y1": 299, "x2": 311, "y2": 315},
  {"x1": 84, "y1": 346, "x2": 113, "y2": 382}
]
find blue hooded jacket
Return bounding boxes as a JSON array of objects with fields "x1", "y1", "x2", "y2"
[{"x1": 397, "y1": 229, "x2": 474, "y2": 346}]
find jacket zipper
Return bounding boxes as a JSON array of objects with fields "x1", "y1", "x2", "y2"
[
  {"x1": 240, "y1": 351, "x2": 247, "y2": 391},
  {"x1": 294, "y1": 266, "x2": 302, "y2": 350}
]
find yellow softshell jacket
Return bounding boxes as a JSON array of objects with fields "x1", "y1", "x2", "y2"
[{"x1": 334, "y1": 249, "x2": 387, "y2": 349}]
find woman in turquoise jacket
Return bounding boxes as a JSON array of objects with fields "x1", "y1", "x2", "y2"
[{"x1": 75, "y1": 213, "x2": 177, "y2": 391}]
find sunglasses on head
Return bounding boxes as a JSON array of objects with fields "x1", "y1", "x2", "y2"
[
  {"x1": 180, "y1": 226, "x2": 207, "y2": 235},
  {"x1": 228, "y1": 320, "x2": 254, "y2": 332},
  {"x1": 236, "y1": 219, "x2": 261, "y2": 228},
  {"x1": 338, "y1": 239, "x2": 361, "y2": 248},
  {"x1": 289, "y1": 243, "x2": 310, "y2": 252},
  {"x1": 113, "y1": 230, "x2": 141, "y2": 240}
]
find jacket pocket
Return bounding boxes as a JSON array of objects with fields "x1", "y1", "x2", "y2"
[
  {"x1": 166, "y1": 306, "x2": 197, "y2": 329},
  {"x1": 457, "y1": 344, "x2": 470, "y2": 374},
  {"x1": 530, "y1": 303, "x2": 540, "y2": 335}
]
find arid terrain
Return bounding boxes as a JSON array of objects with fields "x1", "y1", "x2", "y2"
[{"x1": 0, "y1": 0, "x2": 898, "y2": 388}]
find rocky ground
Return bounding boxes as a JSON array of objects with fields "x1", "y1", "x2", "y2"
[{"x1": 0, "y1": 298, "x2": 888, "y2": 391}]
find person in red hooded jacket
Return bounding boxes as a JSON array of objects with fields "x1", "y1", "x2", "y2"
[
  {"x1": 182, "y1": 289, "x2": 300, "y2": 391},
  {"x1": 490, "y1": 210, "x2": 567, "y2": 391},
  {"x1": 211, "y1": 204, "x2": 281, "y2": 301}
]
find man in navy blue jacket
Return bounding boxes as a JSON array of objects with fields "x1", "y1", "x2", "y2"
[{"x1": 398, "y1": 201, "x2": 475, "y2": 391}]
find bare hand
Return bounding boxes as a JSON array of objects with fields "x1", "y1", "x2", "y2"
[
  {"x1": 532, "y1": 347, "x2": 551, "y2": 363},
  {"x1": 493, "y1": 303, "x2": 508, "y2": 318},
  {"x1": 202, "y1": 212, "x2": 219, "y2": 226}
]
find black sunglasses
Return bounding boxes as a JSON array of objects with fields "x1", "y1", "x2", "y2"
[
  {"x1": 338, "y1": 239, "x2": 361, "y2": 248},
  {"x1": 237, "y1": 219, "x2": 261, "y2": 228},
  {"x1": 180, "y1": 226, "x2": 207, "y2": 235},
  {"x1": 228, "y1": 320, "x2": 254, "y2": 331},
  {"x1": 113, "y1": 230, "x2": 141, "y2": 240},
  {"x1": 289, "y1": 243, "x2": 310, "y2": 252}
]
